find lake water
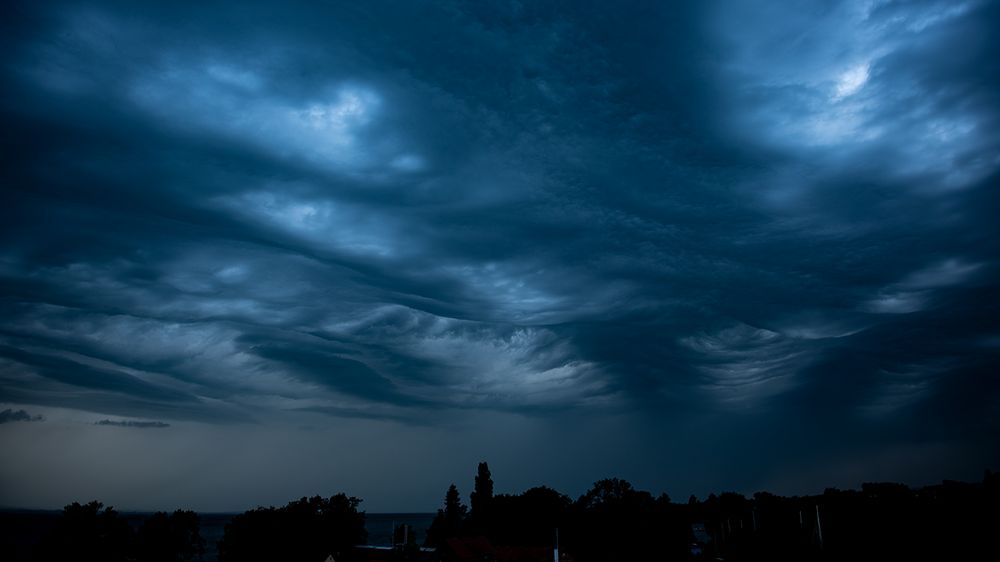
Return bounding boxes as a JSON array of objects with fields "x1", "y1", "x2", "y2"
[{"x1": 363, "y1": 512, "x2": 437, "y2": 547}]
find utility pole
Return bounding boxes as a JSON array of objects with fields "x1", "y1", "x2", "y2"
[
  {"x1": 815, "y1": 505, "x2": 824, "y2": 549},
  {"x1": 553, "y1": 528, "x2": 560, "y2": 562}
]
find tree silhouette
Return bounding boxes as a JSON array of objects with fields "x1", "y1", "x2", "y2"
[
  {"x1": 424, "y1": 484, "x2": 467, "y2": 548},
  {"x1": 217, "y1": 494, "x2": 366, "y2": 562},
  {"x1": 576, "y1": 478, "x2": 636, "y2": 509},
  {"x1": 136, "y1": 510, "x2": 205, "y2": 562},
  {"x1": 468, "y1": 461, "x2": 494, "y2": 534},
  {"x1": 488, "y1": 486, "x2": 571, "y2": 547},
  {"x1": 567, "y1": 478, "x2": 691, "y2": 562},
  {"x1": 34, "y1": 501, "x2": 133, "y2": 562},
  {"x1": 470, "y1": 461, "x2": 494, "y2": 515}
]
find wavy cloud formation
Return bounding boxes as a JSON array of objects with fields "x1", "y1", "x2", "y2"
[{"x1": 0, "y1": 0, "x2": 998, "y2": 510}]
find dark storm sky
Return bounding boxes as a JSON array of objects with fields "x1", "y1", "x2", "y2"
[{"x1": 1, "y1": 0, "x2": 999, "y2": 512}]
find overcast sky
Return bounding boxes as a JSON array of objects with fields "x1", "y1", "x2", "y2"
[{"x1": 2, "y1": 0, "x2": 999, "y2": 513}]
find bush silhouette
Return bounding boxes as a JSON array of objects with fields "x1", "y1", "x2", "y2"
[
  {"x1": 35, "y1": 501, "x2": 133, "y2": 562},
  {"x1": 136, "y1": 510, "x2": 205, "y2": 562},
  {"x1": 217, "y1": 494, "x2": 366, "y2": 562}
]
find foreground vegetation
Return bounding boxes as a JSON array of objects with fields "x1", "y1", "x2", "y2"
[
  {"x1": 33, "y1": 502, "x2": 204, "y2": 562},
  {"x1": 28, "y1": 465, "x2": 1000, "y2": 561}
]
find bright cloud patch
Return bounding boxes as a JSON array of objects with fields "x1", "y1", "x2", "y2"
[
  {"x1": 834, "y1": 62, "x2": 870, "y2": 99},
  {"x1": 715, "y1": 0, "x2": 999, "y2": 189},
  {"x1": 219, "y1": 190, "x2": 403, "y2": 258},
  {"x1": 130, "y1": 66, "x2": 385, "y2": 172}
]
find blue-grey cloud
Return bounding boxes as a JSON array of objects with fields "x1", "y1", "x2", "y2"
[
  {"x1": 95, "y1": 419, "x2": 170, "y2": 428},
  {"x1": 0, "y1": 0, "x2": 998, "y2": 510},
  {"x1": 0, "y1": 408, "x2": 44, "y2": 424}
]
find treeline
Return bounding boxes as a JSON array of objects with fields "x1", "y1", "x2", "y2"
[
  {"x1": 422, "y1": 463, "x2": 1000, "y2": 561},
  {"x1": 27, "y1": 467, "x2": 1000, "y2": 561},
  {"x1": 425, "y1": 464, "x2": 691, "y2": 560},
  {"x1": 28, "y1": 496, "x2": 366, "y2": 562},
  {"x1": 698, "y1": 479, "x2": 1000, "y2": 561},
  {"x1": 32, "y1": 501, "x2": 204, "y2": 562},
  {"x1": 216, "y1": 494, "x2": 366, "y2": 562}
]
